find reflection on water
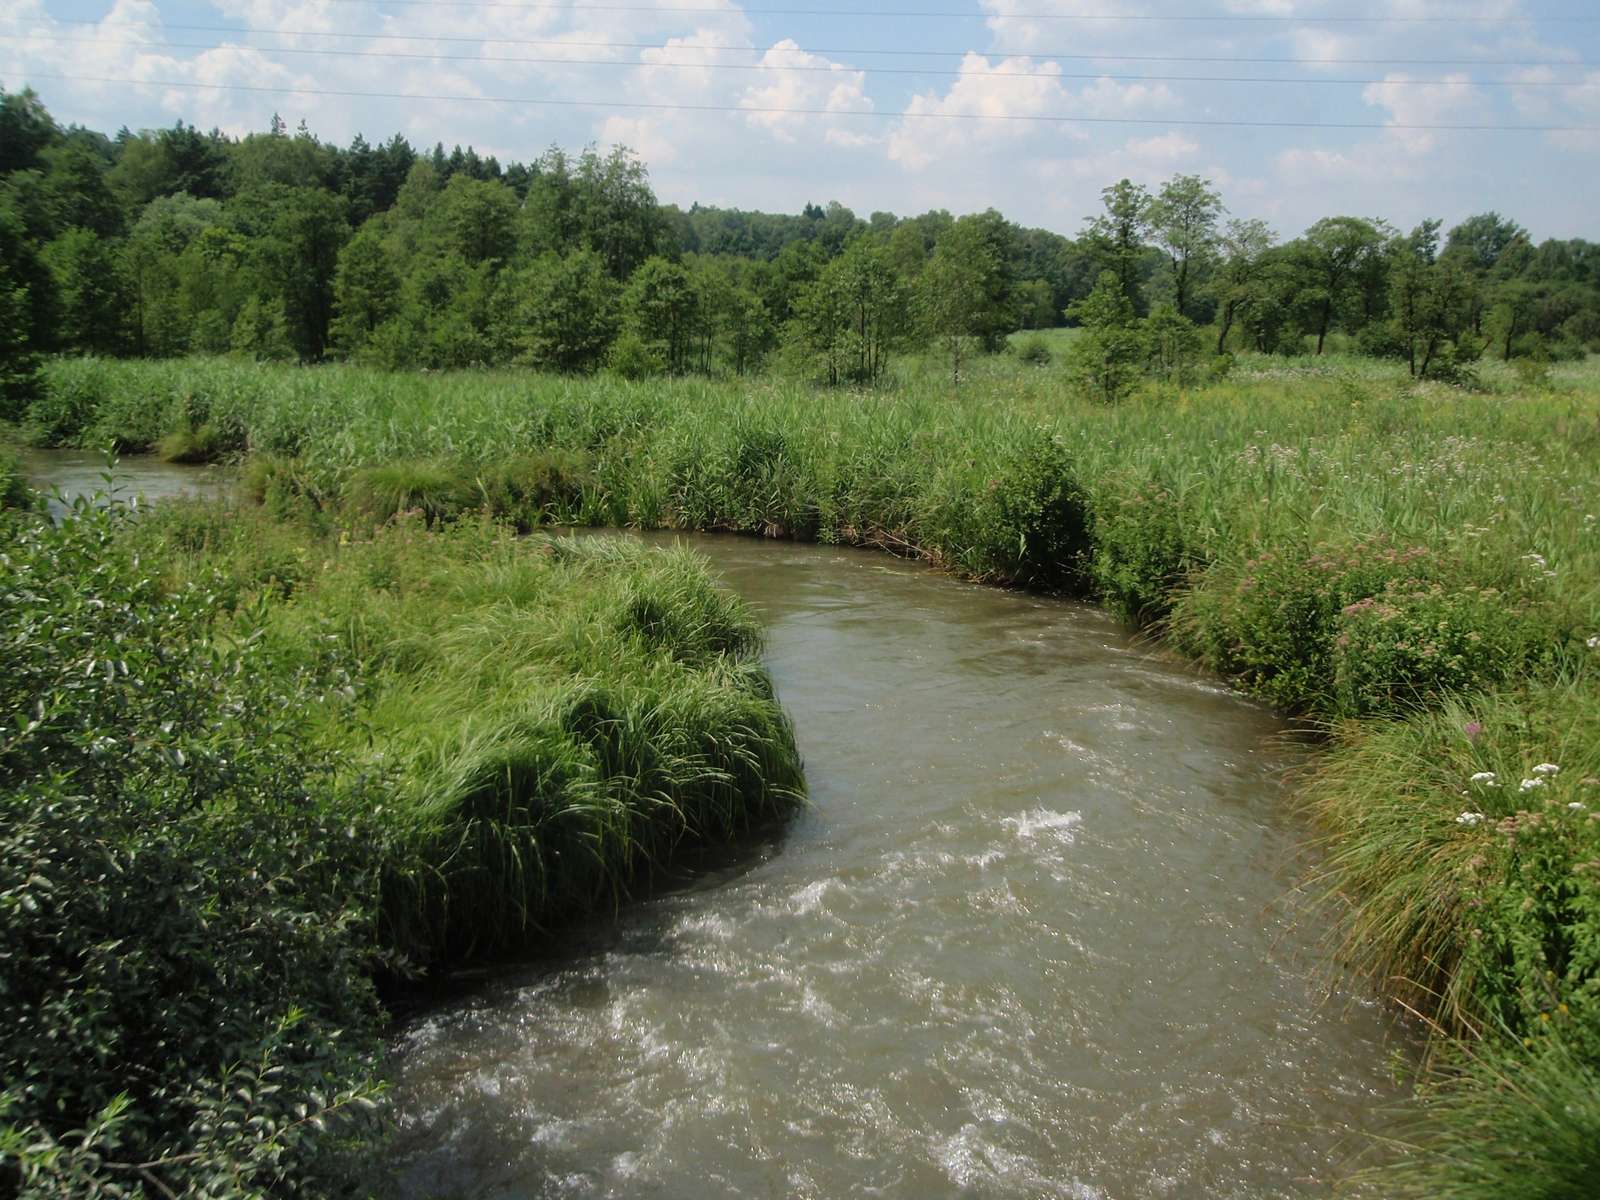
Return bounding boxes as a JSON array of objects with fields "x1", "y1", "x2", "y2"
[
  {"x1": 389, "y1": 534, "x2": 1407, "y2": 1200},
  {"x1": 24, "y1": 449, "x2": 234, "y2": 519}
]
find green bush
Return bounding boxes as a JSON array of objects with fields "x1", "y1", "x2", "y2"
[
  {"x1": 1013, "y1": 334, "x2": 1052, "y2": 366},
  {"x1": 1172, "y1": 538, "x2": 1569, "y2": 718},
  {"x1": 1086, "y1": 472, "x2": 1196, "y2": 623},
  {"x1": 0, "y1": 500, "x2": 388, "y2": 1198}
]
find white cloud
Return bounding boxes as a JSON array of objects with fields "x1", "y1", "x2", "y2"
[{"x1": 738, "y1": 40, "x2": 873, "y2": 144}]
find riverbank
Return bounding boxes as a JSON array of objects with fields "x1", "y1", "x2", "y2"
[
  {"x1": 16, "y1": 352, "x2": 1600, "y2": 1192},
  {"x1": 0, "y1": 497, "x2": 802, "y2": 1195}
]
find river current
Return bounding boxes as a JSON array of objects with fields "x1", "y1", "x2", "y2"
[{"x1": 25, "y1": 454, "x2": 1407, "y2": 1198}]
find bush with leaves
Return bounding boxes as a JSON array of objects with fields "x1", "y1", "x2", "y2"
[{"x1": 0, "y1": 500, "x2": 390, "y2": 1198}]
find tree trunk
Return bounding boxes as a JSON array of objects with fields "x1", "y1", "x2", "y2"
[{"x1": 1215, "y1": 301, "x2": 1235, "y2": 355}]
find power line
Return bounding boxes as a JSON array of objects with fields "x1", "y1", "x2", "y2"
[
  {"x1": 5, "y1": 33, "x2": 1580, "y2": 86},
  {"x1": 296, "y1": 0, "x2": 1600, "y2": 21},
  {"x1": 20, "y1": 19, "x2": 1595, "y2": 68},
  {"x1": 26, "y1": 72, "x2": 1600, "y2": 131}
]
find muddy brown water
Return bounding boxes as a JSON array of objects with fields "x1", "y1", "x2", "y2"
[
  {"x1": 23, "y1": 449, "x2": 235, "y2": 518},
  {"x1": 26, "y1": 455, "x2": 1409, "y2": 1198},
  {"x1": 389, "y1": 535, "x2": 1407, "y2": 1199}
]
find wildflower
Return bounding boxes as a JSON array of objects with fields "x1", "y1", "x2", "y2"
[
  {"x1": 1570, "y1": 802, "x2": 1587, "y2": 811},
  {"x1": 1520, "y1": 778, "x2": 1546, "y2": 791},
  {"x1": 1469, "y1": 771, "x2": 1497, "y2": 785},
  {"x1": 1532, "y1": 763, "x2": 1560, "y2": 776},
  {"x1": 1464, "y1": 721, "x2": 1483, "y2": 741},
  {"x1": 1588, "y1": 635, "x2": 1600, "y2": 649},
  {"x1": 1456, "y1": 811, "x2": 1485, "y2": 826}
]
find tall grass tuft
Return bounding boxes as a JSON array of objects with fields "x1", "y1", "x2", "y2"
[{"x1": 129, "y1": 505, "x2": 806, "y2": 967}]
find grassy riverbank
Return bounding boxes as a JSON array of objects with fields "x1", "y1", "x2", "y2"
[
  {"x1": 0, "y1": 497, "x2": 801, "y2": 1196},
  {"x1": 18, "y1": 351, "x2": 1600, "y2": 1193}
]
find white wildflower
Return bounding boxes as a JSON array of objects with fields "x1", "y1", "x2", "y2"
[
  {"x1": 1456, "y1": 812, "x2": 1485, "y2": 827},
  {"x1": 1587, "y1": 635, "x2": 1600, "y2": 649},
  {"x1": 1469, "y1": 771, "x2": 1497, "y2": 785},
  {"x1": 1520, "y1": 778, "x2": 1547, "y2": 791},
  {"x1": 1533, "y1": 763, "x2": 1561, "y2": 776},
  {"x1": 1569, "y1": 802, "x2": 1587, "y2": 811}
]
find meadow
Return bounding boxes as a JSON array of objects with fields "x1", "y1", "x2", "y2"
[{"x1": 11, "y1": 348, "x2": 1600, "y2": 1196}]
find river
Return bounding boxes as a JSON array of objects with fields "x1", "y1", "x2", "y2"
[{"x1": 25, "y1": 453, "x2": 1407, "y2": 1198}]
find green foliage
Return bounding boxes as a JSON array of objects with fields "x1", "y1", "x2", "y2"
[
  {"x1": 1143, "y1": 302, "x2": 1203, "y2": 386},
  {"x1": 618, "y1": 257, "x2": 699, "y2": 376},
  {"x1": 1171, "y1": 538, "x2": 1569, "y2": 718},
  {"x1": 1065, "y1": 270, "x2": 1148, "y2": 402},
  {"x1": 1013, "y1": 333, "x2": 1053, "y2": 365},
  {"x1": 0, "y1": 262, "x2": 42, "y2": 421},
  {"x1": 0, "y1": 500, "x2": 388, "y2": 1198},
  {"x1": 502, "y1": 249, "x2": 620, "y2": 373},
  {"x1": 0, "y1": 432, "x2": 32, "y2": 509},
  {"x1": 41, "y1": 228, "x2": 129, "y2": 355},
  {"x1": 1085, "y1": 473, "x2": 1194, "y2": 623},
  {"x1": 787, "y1": 235, "x2": 908, "y2": 386}
]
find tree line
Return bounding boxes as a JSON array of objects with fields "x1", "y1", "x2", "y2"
[{"x1": 2, "y1": 84, "x2": 1598, "y2": 407}]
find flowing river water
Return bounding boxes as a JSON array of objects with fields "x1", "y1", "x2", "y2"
[{"x1": 26, "y1": 455, "x2": 1409, "y2": 1198}]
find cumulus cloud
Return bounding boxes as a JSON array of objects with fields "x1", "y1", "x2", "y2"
[{"x1": 0, "y1": 0, "x2": 1595, "y2": 235}]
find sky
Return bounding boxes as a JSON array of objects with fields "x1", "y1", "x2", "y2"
[{"x1": 4, "y1": 0, "x2": 1599, "y2": 241}]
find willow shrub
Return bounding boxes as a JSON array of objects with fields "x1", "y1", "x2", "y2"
[{"x1": 0, "y1": 499, "x2": 388, "y2": 1198}]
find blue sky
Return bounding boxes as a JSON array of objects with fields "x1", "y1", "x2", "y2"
[{"x1": 4, "y1": 1, "x2": 1599, "y2": 240}]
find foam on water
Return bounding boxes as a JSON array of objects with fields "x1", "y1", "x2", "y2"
[{"x1": 385, "y1": 533, "x2": 1409, "y2": 1199}]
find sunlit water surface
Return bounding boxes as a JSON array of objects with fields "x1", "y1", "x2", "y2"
[
  {"x1": 385, "y1": 533, "x2": 1407, "y2": 1200},
  {"x1": 21, "y1": 455, "x2": 1407, "y2": 1196}
]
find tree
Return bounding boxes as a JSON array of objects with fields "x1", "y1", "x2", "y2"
[
  {"x1": 574, "y1": 145, "x2": 664, "y2": 279},
  {"x1": 1143, "y1": 302, "x2": 1203, "y2": 387},
  {"x1": 108, "y1": 123, "x2": 230, "y2": 209},
  {"x1": 1064, "y1": 270, "x2": 1148, "y2": 403},
  {"x1": 38, "y1": 144, "x2": 123, "y2": 238},
  {"x1": 1145, "y1": 174, "x2": 1224, "y2": 319},
  {"x1": 1290, "y1": 216, "x2": 1386, "y2": 354},
  {"x1": 618, "y1": 257, "x2": 699, "y2": 375},
  {"x1": 1389, "y1": 222, "x2": 1474, "y2": 378},
  {"x1": 0, "y1": 87, "x2": 60, "y2": 176},
  {"x1": 789, "y1": 236, "x2": 908, "y2": 386},
  {"x1": 917, "y1": 212, "x2": 1020, "y2": 384},
  {"x1": 502, "y1": 249, "x2": 620, "y2": 373},
  {"x1": 43, "y1": 228, "x2": 130, "y2": 355},
  {"x1": 1082, "y1": 179, "x2": 1150, "y2": 312},
  {"x1": 1444, "y1": 212, "x2": 1530, "y2": 274},
  {"x1": 245, "y1": 185, "x2": 350, "y2": 360},
  {"x1": 1209, "y1": 217, "x2": 1276, "y2": 354},
  {"x1": 330, "y1": 222, "x2": 402, "y2": 357},
  {"x1": 432, "y1": 175, "x2": 518, "y2": 266},
  {"x1": 0, "y1": 261, "x2": 41, "y2": 419}
]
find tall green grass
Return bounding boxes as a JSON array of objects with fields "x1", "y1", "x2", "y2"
[
  {"x1": 128, "y1": 502, "x2": 805, "y2": 966},
  {"x1": 30, "y1": 351, "x2": 1600, "y2": 1194}
]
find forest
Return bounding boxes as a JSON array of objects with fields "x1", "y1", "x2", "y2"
[{"x1": 3, "y1": 82, "x2": 1600, "y2": 398}]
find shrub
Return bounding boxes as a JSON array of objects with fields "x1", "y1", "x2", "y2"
[
  {"x1": 0, "y1": 500, "x2": 389, "y2": 1198},
  {"x1": 1172, "y1": 538, "x2": 1568, "y2": 718},
  {"x1": 1087, "y1": 473, "x2": 1196, "y2": 623},
  {"x1": 1013, "y1": 334, "x2": 1052, "y2": 366}
]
